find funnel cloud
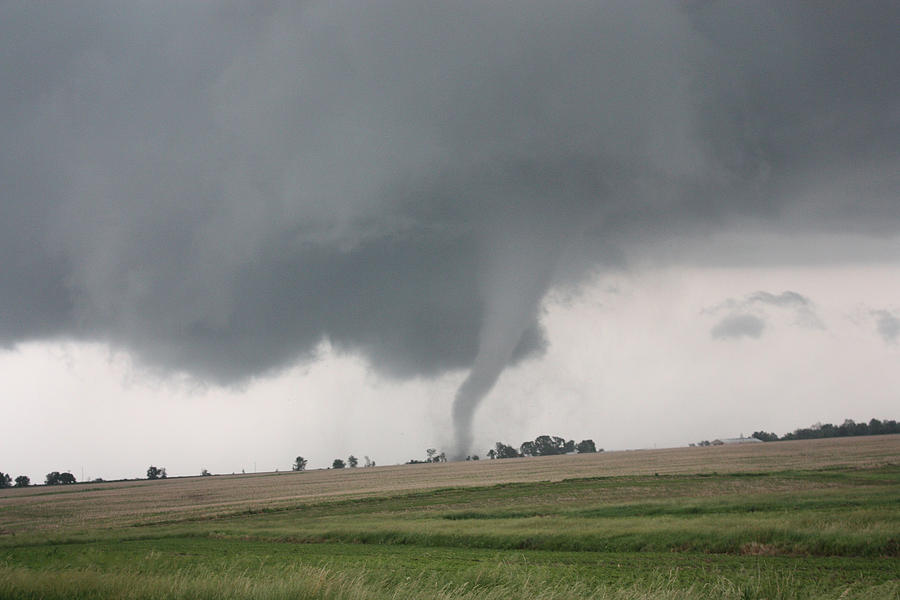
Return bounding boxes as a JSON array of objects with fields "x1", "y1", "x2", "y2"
[{"x1": 2, "y1": 2, "x2": 900, "y2": 457}]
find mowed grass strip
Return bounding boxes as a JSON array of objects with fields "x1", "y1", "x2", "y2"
[
  {"x1": 159, "y1": 466, "x2": 895, "y2": 557},
  {"x1": 2, "y1": 539, "x2": 898, "y2": 599},
  {"x1": 204, "y1": 503, "x2": 897, "y2": 557}
]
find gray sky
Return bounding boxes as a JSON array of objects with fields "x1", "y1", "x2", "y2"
[{"x1": 2, "y1": 2, "x2": 899, "y2": 479}]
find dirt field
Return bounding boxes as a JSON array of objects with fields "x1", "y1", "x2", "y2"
[{"x1": 2, "y1": 434, "x2": 898, "y2": 534}]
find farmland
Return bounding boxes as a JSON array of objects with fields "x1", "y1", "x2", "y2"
[{"x1": 1, "y1": 435, "x2": 898, "y2": 599}]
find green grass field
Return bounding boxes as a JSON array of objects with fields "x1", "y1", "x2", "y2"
[{"x1": 1, "y1": 437, "x2": 898, "y2": 598}]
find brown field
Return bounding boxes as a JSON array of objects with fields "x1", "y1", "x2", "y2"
[{"x1": 2, "y1": 434, "x2": 898, "y2": 535}]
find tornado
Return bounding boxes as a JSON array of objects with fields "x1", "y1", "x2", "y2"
[{"x1": 450, "y1": 220, "x2": 570, "y2": 459}]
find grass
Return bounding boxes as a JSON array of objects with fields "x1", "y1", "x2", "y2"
[
  {"x1": 5, "y1": 564, "x2": 893, "y2": 600},
  {"x1": 0, "y1": 543, "x2": 897, "y2": 599},
  {"x1": 0, "y1": 435, "x2": 898, "y2": 598}
]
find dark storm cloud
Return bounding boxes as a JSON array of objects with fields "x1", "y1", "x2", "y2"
[
  {"x1": 1, "y1": 0, "x2": 898, "y2": 407},
  {"x1": 872, "y1": 311, "x2": 900, "y2": 344},
  {"x1": 711, "y1": 314, "x2": 765, "y2": 340}
]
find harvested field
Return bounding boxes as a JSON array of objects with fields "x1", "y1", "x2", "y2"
[
  {"x1": 1, "y1": 435, "x2": 898, "y2": 599},
  {"x1": 1, "y1": 434, "x2": 897, "y2": 533}
]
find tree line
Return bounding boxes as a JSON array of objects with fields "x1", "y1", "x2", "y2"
[
  {"x1": 290, "y1": 455, "x2": 376, "y2": 471},
  {"x1": 406, "y1": 448, "x2": 448, "y2": 464},
  {"x1": 0, "y1": 473, "x2": 31, "y2": 488},
  {"x1": 0, "y1": 471, "x2": 79, "y2": 488},
  {"x1": 751, "y1": 418, "x2": 899, "y2": 442},
  {"x1": 487, "y1": 435, "x2": 601, "y2": 459}
]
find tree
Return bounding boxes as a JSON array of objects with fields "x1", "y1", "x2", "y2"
[
  {"x1": 147, "y1": 466, "x2": 165, "y2": 480},
  {"x1": 751, "y1": 431, "x2": 778, "y2": 442},
  {"x1": 332, "y1": 459, "x2": 346, "y2": 469},
  {"x1": 487, "y1": 449, "x2": 497, "y2": 460},
  {"x1": 45, "y1": 471, "x2": 74, "y2": 485},
  {"x1": 422, "y1": 449, "x2": 448, "y2": 463},
  {"x1": 519, "y1": 441, "x2": 536, "y2": 457},
  {"x1": 0, "y1": 472, "x2": 10, "y2": 488},
  {"x1": 532, "y1": 435, "x2": 568, "y2": 456},
  {"x1": 347, "y1": 455, "x2": 358, "y2": 468},
  {"x1": 201, "y1": 468, "x2": 211, "y2": 476},
  {"x1": 576, "y1": 439, "x2": 597, "y2": 453},
  {"x1": 292, "y1": 456, "x2": 308, "y2": 472},
  {"x1": 494, "y1": 442, "x2": 520, "y2": 459},
  {"x1": 15, "y1": 475, "x2": 30, "y2": 487},
  {"x1": 364, "y1": 456, "x2": 375, "y2": 468}
]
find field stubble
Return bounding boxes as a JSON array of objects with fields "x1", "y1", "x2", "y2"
[{"x1": 2, "y1": 435, "x2": 898, "y2": 533}]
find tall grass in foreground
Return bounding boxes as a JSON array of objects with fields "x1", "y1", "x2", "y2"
[{"x1": 1, "y1": 564, "x2": 896, "y2": 600}]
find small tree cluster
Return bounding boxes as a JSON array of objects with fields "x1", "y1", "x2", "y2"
[
  {"x1": 488, "y1": 442, "x2": 520, "y2": 459},
  {"x1": 576, "y1": 439, "x2": 599, "y2": 453},
  {"x1": 486, "y1": 436, "x2": 601, "y2": 459},
  {"x1": 520, "y1": 435, "x2": 574, "y2": 456},
  {"x1": 426, "y1": 448, "x2": 447, "y2": 463},
  {"x1": 1, "y1": 473, "x2": 34, "y2": 488},
  {"x1": 45, "y1": 471, "x2": 76, "y2": 485},
  {"x1": 292, "y1": 456, "x2": 308, "y2": 472},
  {"x1": 146, "y1": 466, "x2": 167, "y2": 480},
  {"x1": 406, "y1": 448, "x2": 447, "y2": 464}
]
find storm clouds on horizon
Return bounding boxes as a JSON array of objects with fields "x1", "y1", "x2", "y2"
[{"x1": 2, "y1": 1, "x2": 899, "y2": 449}]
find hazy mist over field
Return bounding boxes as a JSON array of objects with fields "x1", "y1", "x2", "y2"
[{"x1": 2, "y1": 2, "x2": 899, "y2": 476}]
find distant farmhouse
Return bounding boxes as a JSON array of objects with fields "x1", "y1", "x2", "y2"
[
  {"x1": 714, "y1": 435, "x2": 762, "y2": 445},
  {"x1": 692, "y1": 435, "x2": 763, "y2": 447}
]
